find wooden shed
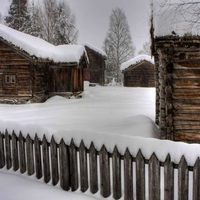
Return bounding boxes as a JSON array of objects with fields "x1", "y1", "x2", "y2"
[
  {"x1": 152, "y1": 1, "x2": 200, "y2": 143},
  {"x1": 83, "y1": 43, "x2": 106, "y2": 85},
  {"x1": 121, "y1": 55, "x2": 155, "y2": 87},
  {"x1": 0, "y1": 24, "x2": 88, "y2": 103}
]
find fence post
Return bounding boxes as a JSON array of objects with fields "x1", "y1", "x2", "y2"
[
  {"x1": 0, "y1": 132, "x2": 5, "y2": 168},
  {"x1": 79, "y1": 140, "x2": 88, "y2": 192},
  {"x1": 89, "y1": 142, "x2": 98, "y2": 194},
  {"x1": 112, "y1": 146, "x2": 122, "y2": 199},
  {"x1": 178, "y1": 156, "x2": 188, "y2": 200},
  {"x1": 50, "y1": 136, "x2": 59, "y2": 186},
  {"x1": 59, "y1": 139, "x2": 70, "y2": 191},
  {"x1": 124, "y1": 148, "x2": 133, "y2": 200},
  {"x1": 136, "y1": 149, "x2": 145, "y2": 200},
  {"x1": 193, "y1": 157, "x2": 200, "y2": 200},
  {"x1": 34, "y1": 134, "x2": 42, "y2": 179},
  {"x1": 26, "y1": 134, "x2": 34, "y2": 175},
  {"x1": 149, "y1": 153, "x2": 160, "y2": 200},
  {"x1": 19, "y1": 132, "x2": 26, "y2": 173},
  {"x1": 164, "y1": 154, "x2": 174, "y2": 200},
  {"x1": 69, "y1": 139, "x2": 78, "y2": 191},
  {"x1": 42, "y1": 135, "x2": 51, "y2": 183},
  {"x1": 5, "y1": 130, "x2": 12, "y2": 169}
]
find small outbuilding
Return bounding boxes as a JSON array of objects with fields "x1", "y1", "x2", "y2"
[
  {"x1": 83, "y1": 43, "x2": 106, "y2": 85},
  {"x1": 0, "y1": 24, "x2": 88, "y2": 103},
  {"x1": 121, "y1": 55, "x2": 155, "y2": 87},
  {"x1": 152, "y1": 0, "x2": 200, "y2": 143}
]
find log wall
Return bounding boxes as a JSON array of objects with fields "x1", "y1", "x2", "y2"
[
  {"x1": 154, "y1": 37, "x2": 200, "y2": 143},
  {"x1": 123, "y1": 61, "x2": 155, "y2": 87}
]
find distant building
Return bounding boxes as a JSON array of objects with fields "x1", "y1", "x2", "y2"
[
  {"x1": 0, "y1": 24, "x2": 88, "y2": 103},
  {"x1": 121, "y1": 55, "x2": 155, "y2": 87},
  {"x1": 83, "y1": 43, "x2": 106, "y2": 85}
]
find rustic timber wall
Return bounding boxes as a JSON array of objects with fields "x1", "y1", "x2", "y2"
[
  {"x1": 1, "y1": 130, "x2": 200, "y2": 200},
  {"x1": 154, "y1": 36, "x2": 200, "y2": 143},
  {"x1": 84, "y1": 46, "x2": 105, "y2": 85},
  {"x1": 123, "y1": 61, "x2": 155, "y2": 87}
]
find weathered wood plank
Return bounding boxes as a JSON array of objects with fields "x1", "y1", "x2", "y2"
[
  {"x1": 19, "y1": 132, "x2": 26, "y2": 173},
  {"x1": 59, "y1": 139, "x2": 70, "y2": 191},
  {"x1": 164, "y1": 154, "x2": 174, "y2": 200},
  {"x1": 0, "y1": 132, "x2": 5, "y2": 168},
  {"x1": 12, "y1": 132, "x2": 19, "y2": 172},
  {"x1": 178, "y1": 156, "x2": 188, "y2": 200},
  {"x1": 149, "y1": 153, "x2": 160, "y2": 200},
  {"x1": 89, "y1": 142, "x2": 98, "y2": 194},
  {"x1": 99, "y1": 145, "x2": 111, "y2": 198},
  {"x1": 26, "y1": 134, "x2": 34, "y2": 175},
  {"x1": 112, "y1": 146, "x2": 122, "y2": 200},
  {"x1": 124, "y1": 148, "x2": 133, "y2": 200},
  {"x1": 34, "y1": 134, "x2": 42, "y2": 179},
  {"x1": 136, "y1": 150, "x2": 145, "y2": 200},
  {"x1": 42, "y1": 135, "x2": 51, "y2": 183},
  {"x1": 69, "y1": 139, "x2": 78, "y2": 191},
  {"x1": 5, "y1": 130, "x2": 12, "y2": 169},
  {"x1": 79, "y1": 140, "x2": 88, "y2": 192},
  {"x1": 50, "y1": 136, "x2": 59, "y2": 186},
  {"x1": 193, "y1": 157, "x2": 200, "y2": 200}
]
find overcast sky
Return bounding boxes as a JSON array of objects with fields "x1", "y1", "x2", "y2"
[{"x1": 0, "y1": 0, "x2": 151, "y2": 54}]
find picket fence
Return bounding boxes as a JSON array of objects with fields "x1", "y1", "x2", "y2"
[{"x1": 0, "y1": 130, "x2": 199, "y2": 200}]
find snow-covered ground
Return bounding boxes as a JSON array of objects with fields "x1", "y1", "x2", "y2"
[{"x1": 1, "y1": 83, "x2": 200, "y2": 200}]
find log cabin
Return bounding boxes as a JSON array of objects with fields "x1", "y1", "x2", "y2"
[
  {"x1": 152, "y1": 1, "x2": 200, "y2": 143},
  {"x1": 0, "y1": 24, "x2": 88, "y2": 103},
  {"x1": 83, "y1": 43, "x2": 106, "y2": 85},
  {"x1": 121, "y1": 55, "x2": 155, "y2": 87}
]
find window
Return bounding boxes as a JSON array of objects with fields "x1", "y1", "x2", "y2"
[{"x1": 5, "y1": 75, "x2": 16, "y2": 84}]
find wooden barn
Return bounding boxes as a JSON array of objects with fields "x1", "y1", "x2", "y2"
[
  {"x1": 152, "y1": 1, "x2": 200, "y2": 143},
  {"x1": 121, "y1": 55, "x2": 155, "y2": 87},
  {"x1": 83, "y1": 43, "x2": 106, "y2": 85},
  {"x1": 0, "y1": 24, "x2": 88, "y2": 103}
]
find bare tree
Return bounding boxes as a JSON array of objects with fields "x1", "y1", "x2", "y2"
[
  {"x1": 138, "y1": 41, "x2": 151, "y2": 55},
  {"x1": 103, "y1": 7, "x2": 135, "y2": 83}
]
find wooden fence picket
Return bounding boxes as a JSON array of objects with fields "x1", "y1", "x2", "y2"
[
  {"x1": 112, "y1": 146, "x2": 122, "y2": 200},
  {"x1": 124, "y1": 148, "x2": 133, "y2": 200},
  {"x1": 19, "y1": 132, "x2": 26, "y2": 173},
  {"x1": 99, "y1": 145, "x2": 111, "y2": 198},
  {"x1": 193, "y1": 157, "x2": 200, "y2": 200},
  {"x1": 69, "y1": 139, "x2": 78, "y2": 191},
  {"x1": 5, "y1": 130, "x2": 12, "y2": 169},
  {"x1": 79, "y1": 140, "x2": 88, "y2": 192},
  {"x1": 42, "y1": 135, "x2": 51, "y2": 183},
  {"x1": 149, "y1": 153, "x2": 160, "y2": 200},
  {"x1": 164, "y1": 154, "x2": 174, "y2": 200},
  {"x1": 136, "y1": 149, "x2": 145, "y2": 200},
  {"x1": 34, "y1": 134, "x2": 42, "y2": 179},
  {"x1": 50, "y1": 136, "x2": 59, "y2": 186},
  {"x1": 89, "y1": 142, "x2": 98, "y2": 194},
  {"x1": 0, "y1": 132, "x2": 5, "y2": 168},
  {"x1": 26, "y1": 134, "x2": 34, "y2": 175},
  {"x1": 59, "y1": 139, "x2": 70, "y2": 191},
  {"x1": 178, "y1": 156, "x2": 188, "y2": 200}
]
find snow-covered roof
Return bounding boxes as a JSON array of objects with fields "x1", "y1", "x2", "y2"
[
  {"x1": 153, "y1": 0, "x2": 200, "y2": 37},
  {"x1": 83, "y1": 42, "x2": 107, "y2": 58},
  {"x1": 0, "y1": 24, "x2": 87, "y2": 63},
  {"x1": 121, "y1": 54, "x2": 154, "y2": 71}
]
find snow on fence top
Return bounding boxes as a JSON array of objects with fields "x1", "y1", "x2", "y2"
[
  {"x1": 120, "y1": 54, "x2": 154, "y2": 71},
  {"x1": 153, "y1": 0, "x2": 200, "y2": 37},
  {"x1": 83, "y1": 42, "x2": 107, "y2": 58},
  {"x1": 0, "y1": 24, "x2": 86, "y2": 63}
]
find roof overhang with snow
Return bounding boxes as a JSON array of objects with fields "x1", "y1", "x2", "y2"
[{"x1": 0, "y1": 24, "x2": 88, "y2": 65}]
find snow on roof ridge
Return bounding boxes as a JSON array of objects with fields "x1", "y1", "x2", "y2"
[
  {"x1": 83, "y1": 42, "x2": 107, "y2": 57},
  {"x1": 0, "y1": 24, "x2": 86, "y2": 63},
  {"x1": 121, "y1": 54, "x2": 154, "y2": 71}
]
